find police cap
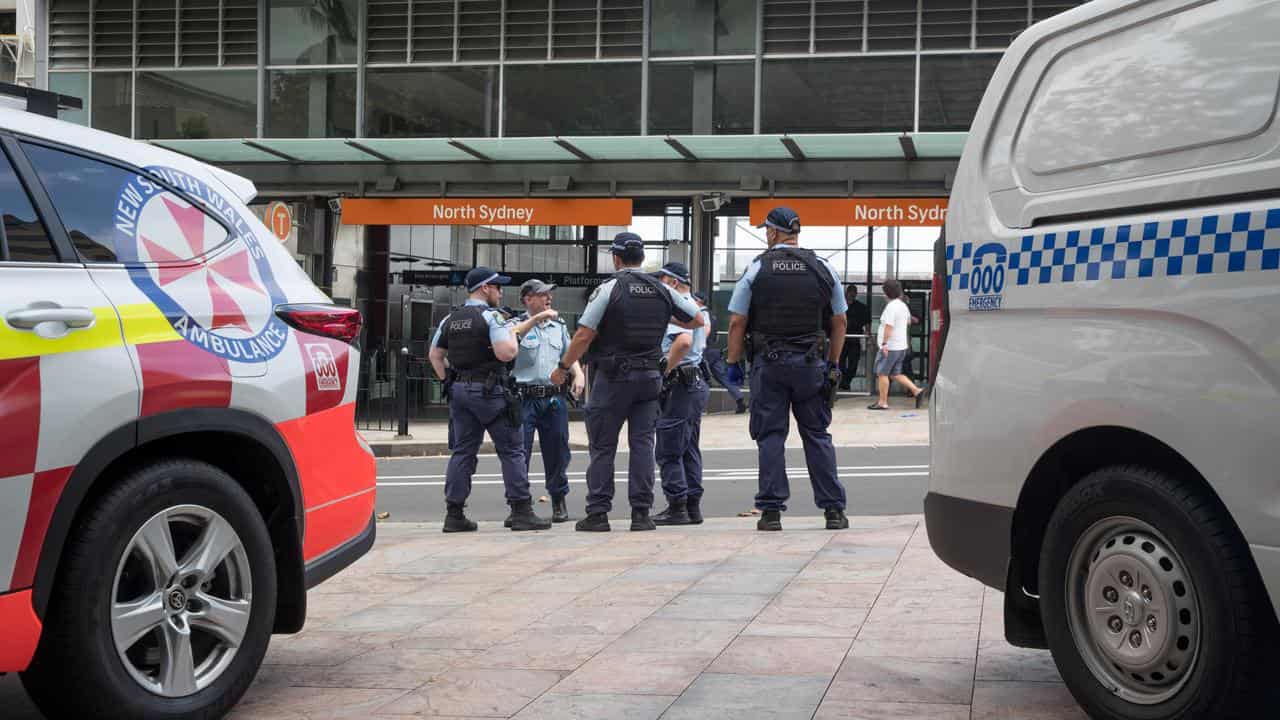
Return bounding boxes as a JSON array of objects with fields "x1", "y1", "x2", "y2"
[
  {"x1": 758, "y1": 207, "x2": 801, "y2": 234},
  {"x1": 465, "y1": 266, "x2": 512, "y2": 292}
]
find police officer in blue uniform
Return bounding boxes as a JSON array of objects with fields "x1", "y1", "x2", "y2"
[
  {"x1": 726, "y1": 208, "x2": 851, "y2": 531},
  {"x1": 550, "y1": 233, "x2": 704, "y2": 532},
  {"x1": 652, "y1": 262, "x2": 710, "y2": 525},
  {"x1": 508, "y1": 278, "x2": 585, "y2": 525},
  {"x1": 428, "y1": 267, "x2": 553, "y2": 533}
]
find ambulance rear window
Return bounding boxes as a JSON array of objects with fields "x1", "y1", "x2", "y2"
[{"x1": 0, "y1": 146, "x2": 54, "y2": 263}]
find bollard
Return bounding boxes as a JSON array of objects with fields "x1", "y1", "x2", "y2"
[{"x1": 396, "y1": 346, "x2": 412, "y2": 439}]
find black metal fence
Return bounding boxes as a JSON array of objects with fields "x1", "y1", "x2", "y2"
[{"x1": 354, "y1": 348, "x2": 446, "y2": 433}]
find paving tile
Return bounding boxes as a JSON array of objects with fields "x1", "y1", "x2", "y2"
[
  {"x1": 391, "y1": 556, "x2": 487, "y2": 575},
  {"x1": 864, "y1": 591, "x2": 984, "y2": 625},
  {"x1": 568, "y1": 580, "x2": 691, "y2": 607},
  {"x1": 686, "y1": 570, "x2": 796, "y2": 595},
  {"x1": 707, "y1": 636, "x2": 851, "y2": 677},
  {"x1": 551, "y1": 651, "x2": 713, "y2": 695},
  {"x1": 287, "y1": 648, "x2": 480, "y2": 690},
  {"x1": 660, "y1": 673, "x2": 831, "y2": 720},
  {"x1": 718, "y1": 553, "x2": 815, "y2": 572},
  {"x1": 796, "y1": 563, "x2": 895, "y2": 584},
  {"x1": 265, "y1": 631, "x2": 397, "y2": 667},
  {"x1": 827, "y1": 655, "x2": 975, "y2": 705},
  {"x1": 398, "y1": 617, "x2": 531, "y2": 650},
  {"x1": 970, "y1": 681, "x2": 1088, "y2": 719},
  {"x1": 608, "y1": 619, "x2": 744, "y2": 655},
  {"x1": 540, "y1": 604, "x2": 658, "y2": 635},
  {"x1": 230, "y1": 686, "x2": 407, "y2": 719},
  {"x1": 654, "y1": 592, "x2": 771, "y2": 621},
  {"x1": 396, "y1": 580, "x2": 518, "y2": 607},
  {"x1": 330, "y1": 604, "x2": 459, "y2": 633},
  {"x1": 309, "y1": 571, "x2": 433, "y2": 596},
  {"x1": 510, "y1": 570, "x2": 621, "y2": 594},
  {"x1": 377, "y1": 668, "x2": 564, "y2": 717},
  {"x1": 773, "y1": 581, "x2": 883, "y2": 609},
  {"x1": 470, "y1": 630, "x2": 617, "y2": 670},
  {"x1": 977, "y1": 642, "x2": 1063, "y2": 683},
  {"x1": 852, "y1": 623, "x2": 980, "y2": 660},
  {"x1": 742, "y1": 603, "x2": 868, "y2": 638},
  {"x1": 813, "y1": 700, "x2": 971, "y2": 719},
  {"x1": 620, "y1": 562, "x2": 719, "y2": 582},
  {"x1": 511, "y1": 692, "x2": 676, "y2": 720},
  {"x1": 815, "y1": 546, "x2": 904, "y2": 563}
]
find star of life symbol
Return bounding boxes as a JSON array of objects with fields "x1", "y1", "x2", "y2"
[
  {"x1": 306, "y1": 344, "x2": 342, "y2": 391},
  {"x1": 117, "y1": 167, "x2": 291, "y2": 363}
]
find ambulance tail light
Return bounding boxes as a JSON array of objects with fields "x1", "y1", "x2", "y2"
[
  {"x1": 928, "y1": 232, "x2": 950, "y2": 388},
  {"x1": 276, "y1": 304, "x2": 363, "y2": 345}
]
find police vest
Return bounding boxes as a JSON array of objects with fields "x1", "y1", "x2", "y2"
[
  {"x1": 747, "y1": 246, "x2": 834, "y2": 339},
  {"x1": 592, "y1": 270, "x2": 673, "y2": 361},
  {"x1": 441, "y1": 305, "x2": 505, "y2": 373}
]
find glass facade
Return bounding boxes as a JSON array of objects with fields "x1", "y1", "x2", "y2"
[{"x1": 44, "y1": 0, "x2": 1088, "y2": 139}]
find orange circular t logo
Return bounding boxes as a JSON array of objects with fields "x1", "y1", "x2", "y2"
[{"x1": 266, "y1": 202, "x2": 292, "y2": 242}]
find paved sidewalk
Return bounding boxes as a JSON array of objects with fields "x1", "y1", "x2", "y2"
[
  {"x1": 234, "y1": 517, "x2": 1079, "y2": 719},
  {"x1": 366, "y1": 397, "x2": 929, "y2": 456}
]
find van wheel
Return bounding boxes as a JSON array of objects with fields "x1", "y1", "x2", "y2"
[
  {"x1": 1039, "y1": 465, "x2": 1276, "y2": 719},
  {"x1": 22, "y1": 459, "x2": 276, "y2": 720}
]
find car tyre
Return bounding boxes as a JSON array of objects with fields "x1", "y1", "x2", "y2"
[
  {"x1": 21, "y1": 458, "x2": 276, "y2": 720},
  {"x1": 1039, "y1": 465, "x2": 1277, "y2": 720}
]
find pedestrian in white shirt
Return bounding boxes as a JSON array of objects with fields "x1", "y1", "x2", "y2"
[{"x1": 869, "y1": 279, "x2": 923, "y2": 410}]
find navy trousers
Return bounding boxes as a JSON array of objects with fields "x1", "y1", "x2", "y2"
[
  {"x1": 749, "y1": 352, "x2": 846, "y2": 512},
  {"x1": 702, "y1": 346, "x2": 744, "y2": 403},
  {"x1": 656, "y1": 375, "x2": 709, "y2": 501},
  {"x1": 583, "y1": 368, "x2": 662, "y2": 515},
  {"x1": 521, "y1": 395, "x2": 572, "y2": 498},
  {"x1": 444, "y1": 381, "x2": 532, "y2": 506}
]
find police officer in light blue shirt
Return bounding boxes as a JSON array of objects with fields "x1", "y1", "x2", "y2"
[
  {"x1": 509, "y1": 278, "x2": 585, "y2": 524},
  {"x1": 651, "y1": 262, "x2": 711, "y2": 526},
  {"x1": 428, "y1": 267, "x2": 553, "y2": 533},
  {"x1": 550, "y1": 233, "x2": 704, "y2": 532},
  {"x1": 726, "y1": 207, "x2": 851, "y2": 532}
]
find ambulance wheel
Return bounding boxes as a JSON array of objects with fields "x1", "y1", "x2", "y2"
[
  {"x1": 22, "y1": 459, "x2": 276, "y2": 720},
  {"x1": 1039, "y1": 465, "x2": 1277, "y2": 720}
]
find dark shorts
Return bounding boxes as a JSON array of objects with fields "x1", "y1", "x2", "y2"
[{"x1": 874, "y1": 349, "x2": 907, "y2": 376}]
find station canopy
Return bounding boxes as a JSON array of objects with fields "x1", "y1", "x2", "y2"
[{"x1": 149, "y1": 132, "x2": 967, "y2": 165}]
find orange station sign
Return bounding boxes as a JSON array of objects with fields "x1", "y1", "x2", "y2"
[
  {"x1": 340, "y1": 198, "x2": 633, "y2": 226},
  {"x1": 749, "y1": 198, "x2": 949, "y2": 227}
]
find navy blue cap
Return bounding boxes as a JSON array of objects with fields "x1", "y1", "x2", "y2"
[
  {"x1": 610, "y1": 231, "x2": 645, "y2": 253},
  {"x1": 693, "y1": 290, "x2": 708, "y2": 303},
  {"x1": 757, "y1": 206, "x2": 801, "y2": 234},
  {"x1": 465, "y1": 266, "x2": 512, "y2": 292},
  {"x1": 657, "y1": 261, "x2": 691, "y2": 285}
]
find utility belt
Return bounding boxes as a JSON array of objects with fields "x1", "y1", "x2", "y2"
[
  {"x1": 749, "y1": 332, "x2": 828, "y2": 364},
  {"x1": 591, "y1": 351, "x2": 661, "y2": 379},
  {"x1": 669, "y1": 364, "x2": 703, "y2": 386},
  {"x1": 517, "y1": 383, "x2": 563, "y2": 399},
  {"x1": 453, "y1": 368, "x2": 509, "y2": 386}
]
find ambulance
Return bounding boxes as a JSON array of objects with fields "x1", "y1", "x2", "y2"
[
  {"x1": 0, "y1": 85, "x2": 376, "y2": 718},
  {"x1": 926, "y1": 0, "x2": 1280, "y2": 718}
]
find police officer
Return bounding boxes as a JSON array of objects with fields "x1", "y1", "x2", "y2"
[
  {"x1": 694, "y1": 291, "x2": 748, "y2": 414},
  {"x1": 726, "y1": 207, "x2": 850, "y2": 531},
  {"x1": 508, "y1": 278, "x2": 585, "y2": 525},
  {"x1": 651, "y1": 262, "x2": 710, "y2": 525},
  {"x1": 549, "y1": 233, "x2": 704, "y2": 532},
  {"x1": 428, "y1": 267, "x2": 553, "y2": 533}
]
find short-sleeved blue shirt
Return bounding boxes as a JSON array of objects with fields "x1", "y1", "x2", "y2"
[
  {"x1": 578, "y1": 269, "x2": 701, "y2": 330},
  {"x1": 663, "y1": 303, "x2": 708, "y2": 367},
  {"x1": 429, "y1": 298, "x2": 513, "y2": 349},
  {"x1": 513, "y1": 317, "x2": 571, "y2": 385},
  {"x1": 728, "y1": 247, "x2": 847, "y2": 317}
]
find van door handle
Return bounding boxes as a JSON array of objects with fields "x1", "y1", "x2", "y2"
[{"x1": 6, "y1": 303, "x2": 97, "y2": 338}]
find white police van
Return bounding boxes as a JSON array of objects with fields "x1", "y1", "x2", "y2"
[{"x1": 925, "y1": 1, "x2": 1280, "y2": 718}]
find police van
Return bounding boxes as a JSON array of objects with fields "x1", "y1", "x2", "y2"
[
  {"x1": 0, "y1": 85, "x2": 375, "y2": 718},
  {"x1": 925, "y1": 1, "x2": 1280, "y2": 718}
]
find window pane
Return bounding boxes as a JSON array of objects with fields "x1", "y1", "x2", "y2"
[
  {"x1": 91, "y1": 72, "x2": 132, "y2": 138},
  {"x1": 762, "y1": 57, "x2": 915, "y2": 133},
  {"x1": 266, "y1": 70, "x2": 357, "y2": 138},
  {"x1": 0, "y1": 148, "x2": 55, "y2": 263},
  {"x1": 269, "y1": 0, "x2": 358, "y2": 64},
  {"x1": 504, "y1": 63, "x2": 641, "y2": 136},
  {"x1": 365, "y1": 67, "x2": 499, "y2": 139},
  {"x1": 49, "y1": 72, "x2": 89, "y2": 126},
  {"x1": 918, "y1": 55, "x2": 1001, "y2": 131},
  {"x1": 651, "y1": 0, "x2": 757, "y2": 56},
  {"x1": 136, "y1": 71, "x2": 258, "y2": 140},
  {"x1": 23, "y1": 142, "x2": 230, "y2": 264},
  {"x1": 649, "y1": 62, "x2": 754, "y2": 135}
]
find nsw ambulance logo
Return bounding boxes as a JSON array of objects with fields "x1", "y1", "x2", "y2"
[{"x1": 115, "y1": 167, "x2": 291, "y2": 363}]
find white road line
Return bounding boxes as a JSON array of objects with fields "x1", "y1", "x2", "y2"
[
  {"x1": 376, "y1": 464, "x2": 929, "y2": 481},
  {"x1": 377, "y1": 470, "x2": 929, "y2": 487}
]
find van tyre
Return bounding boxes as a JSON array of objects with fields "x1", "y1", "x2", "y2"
[
  {"x1": 1039, "y1": 465, "x2": 1277, "y2": 720},
  {"x1": 22, "y1": 459, "x2": 277, "y2": 720}
]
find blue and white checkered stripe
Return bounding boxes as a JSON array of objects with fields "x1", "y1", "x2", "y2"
[{"x1": 946, "y1": 208, "x2": 1280, "y2": 291}]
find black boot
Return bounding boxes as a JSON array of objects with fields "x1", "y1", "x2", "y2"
[
  {"x1": 508, "y1": 500, "x2": 552, "y2": 531},
  {"x1": 652, "y1": 499, "x2": 692, "y2": 526},
  {"x1": 686, "y1": 496, "x2": 704, "y2": 525},
  {"x1": 443, "y1": 503, "x2": 478, "y2": 533},
  {"x1": 503, "y1": 512, "x2": 513, "y2": 529},
  {"x1": 552, "y1": 495, "x2": 570, "y2": 523},
  {"x1": 735, "y1": 398, "x2": 748, "y2": 414},
  {"x1": 757, "y1": 509, "x2": 782, "y2": 532},
  {"x1": 825, "y1": 507, "x2": 849, "y2": 530},
  {"x1": 575, "y1": 512, "x2": 611, "y2": 532},
  {"x1": 631, "y1": 507, "x2": 657, "y2": 531}
]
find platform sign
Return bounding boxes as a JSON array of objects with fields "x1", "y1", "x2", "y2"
[
  {"x1": 749, "y1": 198, "x2": 949, "y2": 227},
  {"x1": 340, "y1": 198, "x2": 633, "y2": 226}
]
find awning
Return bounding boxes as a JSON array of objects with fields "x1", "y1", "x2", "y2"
[{"x1": 150, "y1": 132, "x2": 967, "y2": 165}]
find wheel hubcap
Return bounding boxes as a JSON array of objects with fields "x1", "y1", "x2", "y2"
[
  {"x1": 111, "y1": 505, "x2": 252, "y2": 698},
  {"x1": 1066, "y1": 516, "x2": 1201, "y2": 705}
]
